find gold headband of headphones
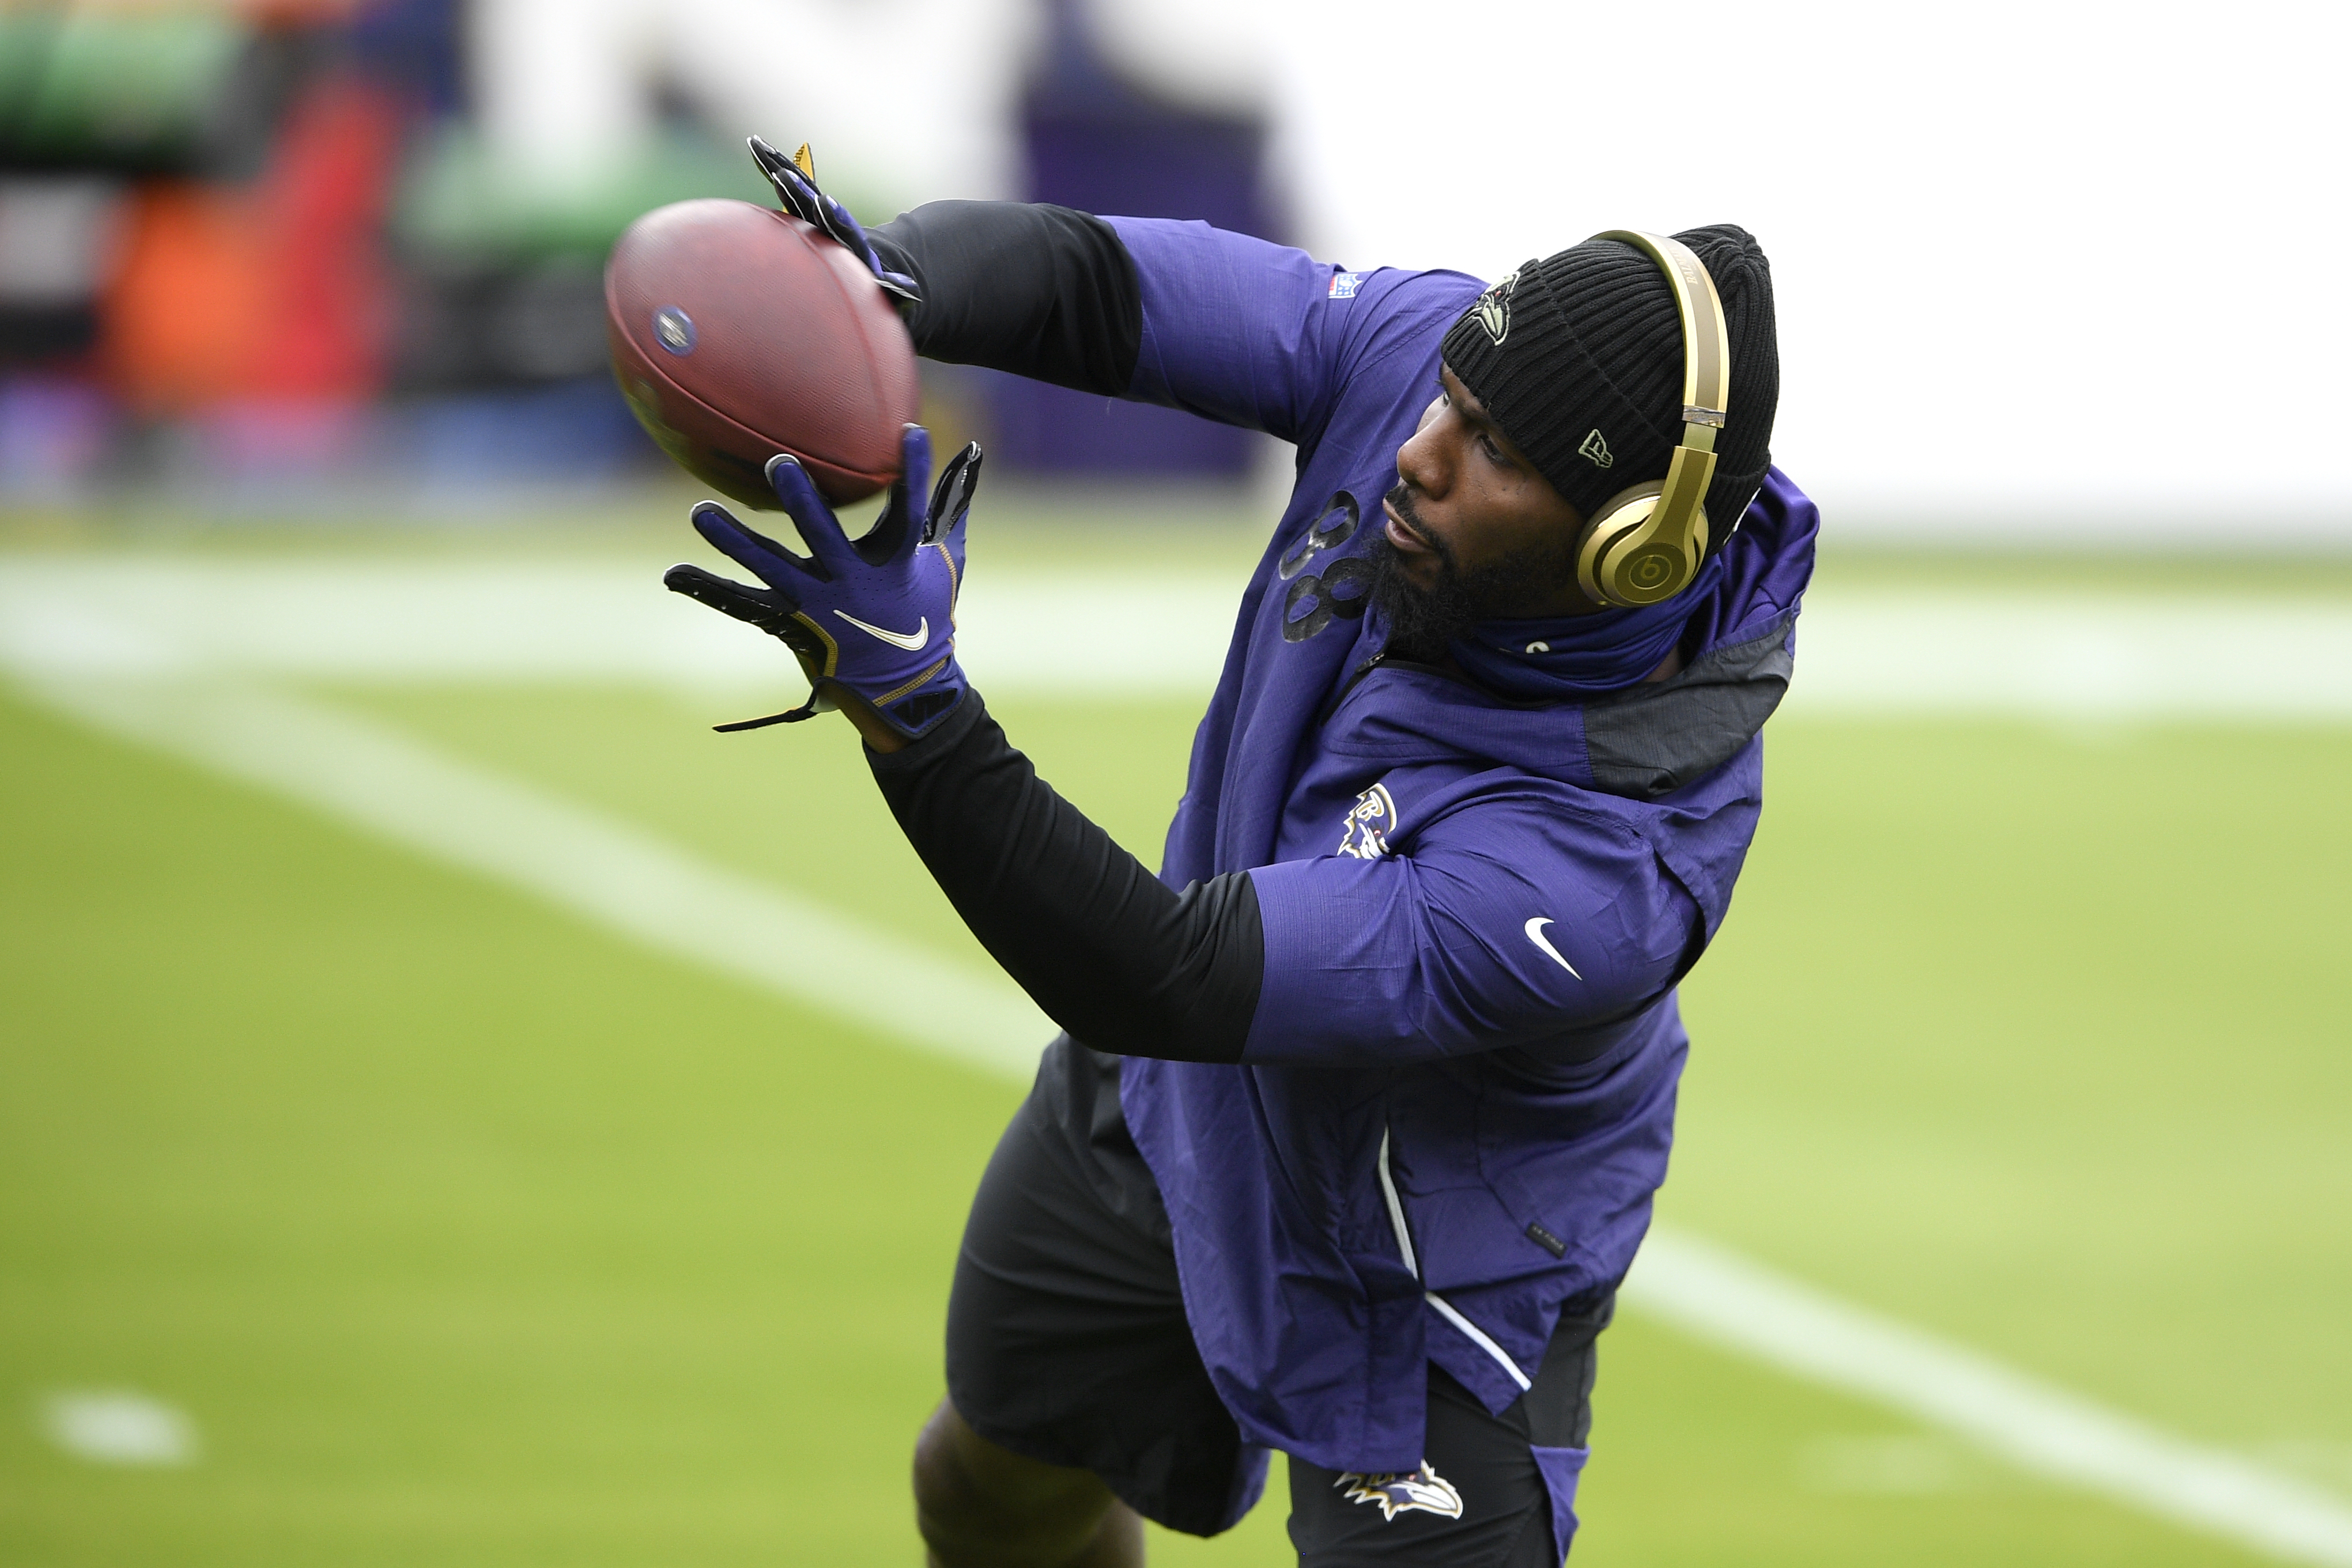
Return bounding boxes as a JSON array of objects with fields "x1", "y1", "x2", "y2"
[{"x1": 1573, "y1": 230, "x2": 1731, "y2": 609}]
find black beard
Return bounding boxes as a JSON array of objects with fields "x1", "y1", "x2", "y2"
[
  {"x1": 1367, "y1": 532, "x2": 1476, "y2": 664},
  {"x1": 1369, "y1": 483, "x2": 1582, "y2": 664}
]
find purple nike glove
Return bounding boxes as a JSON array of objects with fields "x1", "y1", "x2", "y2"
[
  {"x1": 746, "y1": 135, "x2": 920, "y2": 306},
  {"x1": 665, "y1": 426, "x2": 980, "y2": 739}
]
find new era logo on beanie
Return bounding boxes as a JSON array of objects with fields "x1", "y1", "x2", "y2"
[{"x1": 1440, "y1": 227, "x2": 1779, "y2": 541}]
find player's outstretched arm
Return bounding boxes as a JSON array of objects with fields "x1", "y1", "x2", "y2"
[
  {"x1": 747, "y1": 140, "x2": 1468, "y2": 463},
  {"x1": 869, "y1": 692, "x2": 1696, "y2": 1066},
  {"x1": 666, "y1": 430, "x2": 1692, "y2": 1063},
  {"x1": 744, "y1": 138, "x2": 1141, "y2": 401},
  {"x1": 871, "y1": 200, "x2": 1144, "y2": 399},
  {"x1": 663, "y1": 428, "x2": 1262, "y2": 1060},
  {"x1": 871, "y1": 201, "x2": 1392, "y2": 447},
  {"x1": 871, "y1": 690, "x2": 1267, "y2": 1063}
]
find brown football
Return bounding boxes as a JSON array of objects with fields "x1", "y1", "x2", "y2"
[{"x1": 605, "y1": 197, "x2": 920, "y2": 509}]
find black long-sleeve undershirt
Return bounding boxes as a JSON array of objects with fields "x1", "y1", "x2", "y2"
[
  {"x1": 869, "y1": 201, "x2": 1143, "y2": 395},
  {"x1": 869, "y1": 693, "x2": 1261, "y2": 1064},
  {"x1": 862, "y1": 204, "x2": 1253, "y2": 1060}
]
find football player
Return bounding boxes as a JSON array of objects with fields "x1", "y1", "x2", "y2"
[{"x1": 667, "y1": 140, "x2": 1812, "y2": 1567}]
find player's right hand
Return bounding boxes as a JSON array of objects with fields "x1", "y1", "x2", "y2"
[{"x1": 746, "y1": 135, "x2": 921, "y2": 306}]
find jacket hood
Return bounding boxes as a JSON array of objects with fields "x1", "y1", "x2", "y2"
[{"x1": 1328, "y1": 467, "x2": 1819, "y2": 800}]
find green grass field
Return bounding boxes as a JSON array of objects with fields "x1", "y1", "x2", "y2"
[{"x1": 3, "y1": 518, "x2": 2349, "y2": 1565}]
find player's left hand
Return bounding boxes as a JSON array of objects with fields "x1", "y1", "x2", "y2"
[
  {"x1": 746, "y1": 135, "x2": 921, "y2": 306},
  {"x1": 665, "y1": 425, "x2": 981, "y2": 741}
]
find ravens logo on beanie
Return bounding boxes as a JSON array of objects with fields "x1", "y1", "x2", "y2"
[{"x1": 1440, "y1": 226, "x2": 1779, "y2": 538}]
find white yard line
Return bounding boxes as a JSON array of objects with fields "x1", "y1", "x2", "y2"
[
  {"x1": 1787, "y1": 594, "x2": 2352, "y2": 724},
  {"x1": 15, "y1": 670, "x2": 1050, "y2": 1082},
  {"x1": 6, "y1": 557, "x2": 2352, "y2": 719},
  {"x1": 7, "y1": 616, "x2": 2352, "y2": 1561},
  {"x1": 39, "y1": 1391, "x2": 198, "y2": 1466},
  {"x1": 0, "y1": 558, "x2": 1244, "y2": 699},
  {"x1": 1628, "y1": 1233, "x2": 2352, "y2": 1566}
]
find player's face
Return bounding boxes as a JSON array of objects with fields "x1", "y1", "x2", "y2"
[{"x1": 1384, "y1": 367, "x2": 1595, "y2": 621}]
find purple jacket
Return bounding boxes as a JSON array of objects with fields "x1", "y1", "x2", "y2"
[{"x1": 1103, "y1": 218, "x2": 1821, "y2": 1473}]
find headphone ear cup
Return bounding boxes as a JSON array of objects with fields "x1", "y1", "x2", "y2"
[{"x1": 1575, "y1": 482, "x2": 1707, "y2": 609}]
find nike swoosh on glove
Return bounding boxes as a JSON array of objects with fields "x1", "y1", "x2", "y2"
[
  {"x1": 747, "y1": 135, "x2": 922, "y2": 306},
  {"x1": 664, "y1": 425, "x2": 981, "y2": 739}
]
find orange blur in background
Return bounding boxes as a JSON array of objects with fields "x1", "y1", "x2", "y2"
[{"x1": 103, "y1": 81, "x2": 403, "y2": 413}]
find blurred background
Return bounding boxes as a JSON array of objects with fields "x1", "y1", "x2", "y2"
[
  {"x1": 8, "y1": 0, "x2": 2346, "y2": 524},
  {"x1": 3, "y1": 2, "x2": 2348, "y2": 1566}
]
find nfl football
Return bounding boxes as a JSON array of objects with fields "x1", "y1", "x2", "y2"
[{"x1": 605, "y1": 198, "x2": 920, "y2": 508}]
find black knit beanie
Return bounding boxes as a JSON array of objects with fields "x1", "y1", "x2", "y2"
[{"x1": 1441, "y1": 225, "x2": 1779, "y2": 536}]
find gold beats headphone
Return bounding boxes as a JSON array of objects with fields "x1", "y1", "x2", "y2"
[{"x1": 1572, "y1": 230, "x2": 1731, "y2": 609}]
